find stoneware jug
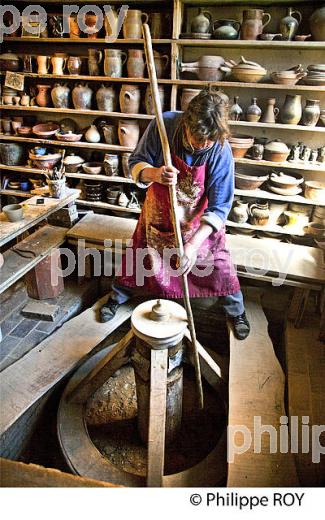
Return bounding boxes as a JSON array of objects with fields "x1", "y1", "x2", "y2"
[
  {"x1": 309, "y1": 7, "x2": 325, "y2": 41},
  {"x1": 121, "y1": 152, "x2": 132, "y2": 178},
  {"x1": 88, "y1": 49, "x2": 102, "y2": 76},
  {"x1": 249, "y1": 200, "x2": 270, "y2": 226},
  {"x1": 51, "y1": 56, "x2": 67, "y2": 75},
  {"x1": 104, "y1": 49, "x2": 127, "y2": 77},
  {"x1": 119, "y1": 84, "x2": 141, "y2": 114},
  {"x1": 51, "y1": 83, "x2": 70, "y2": 108},
  {"x1": 261, "y1": 98, "x2": 279, "y2": 123},
  {"x1": 279, "y1": 8, "x2": 302, "y2": 40},
  {"x1": 154, "y1": 51, "x2": 169, "y2": 79},
  {"x1": 35, "y1": 84, "x2": 51, "y2": 107},
  {"x1": 241, "y1": 9, "x2": 271, "y2": 40},
  {"x1": 104, "y1": 153, "x2": 119, "y2": 176},
  {"x1": 213, "y1": 19, "x2": 241, "y2": 40},
  {"x1": 96, "y1": 84, "x2": 117, "y2": 111},
  {"x1": 230, "y1": 200, "x2": 249, "y2": 223},
  {"x1": 72, "y1": 83, "x2": 93, "y2": 110},
  {"x1": 67, "y1": 56, "x2": 82, "y2": 75},
  {"x1": 302, "y1": 99, "x2": 320, "y2": 127},
  {"x1": 123, "y1": 10, "x2": 149, "y2": 39},
  {"x1": 37, "y1": 55, "x2": 50, "y2": 75},
  {"x1": 145, "y1": 85, "x2": 165, "y2": 115},
  {"x1": 280, "y1": 94, "x2": 302, "y2": 125},
  {"x1": 191, "y1": 8, "x2": 212, "y2": 34},
  {"x1": 127, "y1": 49, "x2": 146, "y2": 78},
  {"x1": 118, "y1": 120, "x2": 140, "y2": 147}
]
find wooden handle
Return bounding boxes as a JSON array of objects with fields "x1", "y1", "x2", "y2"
[{"x1": 142, "y1": 23, "x2": 204, "y2": 409}]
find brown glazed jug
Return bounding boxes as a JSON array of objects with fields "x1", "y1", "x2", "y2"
[
  {"x1": 145, "y1": 85, "x2": 165, "y2": 115},
  {"x1": 119, "y1": 84, "x2": 141, "y2": 114},
  {"x1": 241, "y1": 9, "x2": 271, "y2": 40},
  {"x1": 104, "y1": 49, "x2": 127, "y2": 77},
  {"x1": 118, "y1": 120, "x2": 140, "y2": 147},
  {"x1": 127, "y1": 49, "x2": 146, "y2": 78},
  {"x1": 248, "y1": 200, "x2": 270, "y2": 226},
  {"x1": 88, "y1": 49, "x2": 102, "y2": 76}
]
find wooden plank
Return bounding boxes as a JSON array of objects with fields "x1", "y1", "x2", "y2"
[
  {"x1": 67, "y1": 213, "x2": 137, "y2": 244},
  {"x1": 0, "y1": 135, "x2": 133, "y2": 153},
  {"x1": 0, "y1": 297, "x2": 137, "y2": 436},
  {"x1": 0, "y1": 105, "x2": 154, "y2": 120},
  {"x1": 0, "y1": 189, "x2": 79, "y2": 247},
  {"x1": 147, "y1": 349, "x2": 168, "y2": 487},
  {"x1": 227, "y1": 295, "x2": 299, "y2": 487},
  {"x1": 0, "y1": 225, "x2": 67, "y2": 294},
  {"x1": 0, "y1": 458, "x2": 119, "y2": 487}
]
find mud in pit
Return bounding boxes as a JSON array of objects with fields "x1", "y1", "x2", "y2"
[{"x1": 85, "y1": 363, "x2": 227, "y2": 477}]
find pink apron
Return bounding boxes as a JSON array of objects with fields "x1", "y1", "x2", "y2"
[{"x1": 115, "y1": 153, "x2": 240, "y2": 298}]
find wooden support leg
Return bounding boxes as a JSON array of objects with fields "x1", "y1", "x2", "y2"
[
  {"x1": 24, "y1": 248, "x2": 64, "y2": 300},
  {"x1": 147, "y1": 348, "x2": 168, "y2": 488},
  {"x1": 320, "y1": 308, "x2": 325, "y2": 343},
  {"x1": 287, "y1": 288, "x2": 310, "y2": 328}
]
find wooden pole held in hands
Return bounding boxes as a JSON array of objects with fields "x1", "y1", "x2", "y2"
[{"x1": 142, "y1": 23, "x2": 204, "y2": 409}]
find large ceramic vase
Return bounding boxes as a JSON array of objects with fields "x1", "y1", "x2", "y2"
[
  {"x1": 280, "y1": 94, "x2": 302, "y2": 125},
  {"x1": 213, "y1": 19, "x2": 241, "y2": 40},
  {"x1": 279, "y1": 8, "x2": 302, "y2": 40},
  {"x1": 246, "y1": 97, "x2": 262, "y2": 122},
  {"x1": 310, "y1": 7, "x2": 325, "y2": 41},
  {"x1": 0, "y1": 142, "x2": 25, "y2": 166},
  {"x1": 35, "y1": 84, "x2": 52, "y2": 107},
  {"x1": 119, "y1": 84, "x2": 141, "y2": 114},
  {"x1": 302, "y1": 99, "x2": 320, "y2": 127},
  {"x1": 51, "y1": 83, "x2": 70, "y2": 108},
  {"x1": 241, "y1": 9, "x2": 271, "y2": 40},
  {"x1": 191, "y1": 8, "x2": 212, "y2": 34},
  {"x1": 118, "y1": 120, "x2": 140, "y2": 147},
  {"x1": 72, "y1": 83, "x2": 93, "y2": 110},
  {"x1": 96, "y1": 84, "x2": 117, "y2": 111}
]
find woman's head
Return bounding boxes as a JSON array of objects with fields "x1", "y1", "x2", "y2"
[{"x1": 182, "y1": 89, "x2": 230, "y2": 150}]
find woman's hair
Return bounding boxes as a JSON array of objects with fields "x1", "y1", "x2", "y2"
[{"x1": 182, "y1": 88, "x2": 230, "y2": 146}]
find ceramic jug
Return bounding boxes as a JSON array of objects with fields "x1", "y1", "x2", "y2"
[
  {"x1": 127, "y1": 49, "x2": 146, "y2": 78},
  {"x1": 150, "y1": 12, "x2": 164, "y2": 39},
  {"x1": 37, "y1": 55, "x2": 50, "y2": 75},
  {"x1": 213, "y1": 19, "x2": 241, "y2": 40},
  {"x1": 302, "y1": 99, "x2": 320, "y2": 127},
  {"x1": 261, "y1": 98, "x2": 279, "y2": 123},
  {"x1": 229, "y1": 96, "x2": 243, "y2": 121},
  {"x1": 51, "y1": 56, "x2": 67, "y2": 75},
  {"x1": 145, "y1": 85, "x2": 165, "y2": 115},
  {"x1": 279, "y1": 8, "x2": 302, "y2": 40},
  {"x1": 191, "y1": 8, "x2": 212, "y2": 34},
  {"x1": 104, "y1": 49, "x2": 127, "y2": 77},
  {"x1": 119, "y1": 84, "x2": 141, "y2": 114},
  {"x1": 85, "y1": 124, "x2": 101, "y2": 143},
  {"x1": 230, "y1": 200, "x2": 249, "y2": 223},
  {"x1": 246, "y1": 97, "x2": 262, "y2": 122},
  {"x1": 35, "y1": 84, "x2": 51, "y2": 107},
  {"x1": 310, "y1": 7, "x2": 325, "y2": 41},
  {"x1": 69, "y1": 15, "x2": 80, "y2": 39},
  {"x1": 249, "y1": 200, "x2": 270, "y2": 226},
  {"x1": 280, "y1": 94, "x2": 302, "y2": 125},
  {"x1": 121, "y1": 152, "x2": 132, "y2": 178},
  {"x1": 51, "y1": 83, "x2": 70, "y2": 108},
  {"x1": 102, "y1": 125, "x2": 117, "y2": 144},
  {"x1": 72, "y1": 83, "x2": 93, "y2": 110},
  {"x1": 88, "y1": 49, "x2": 102, "y2": 76},
  {"x1": 241, "y1": 9, "x2": 271, "y2": 40},
  {"x1": 118, "y1": 120, "x2": 140, "y2": 147},
  {"x1": 153, "y1": 51, "x2": 169, "y2": 79},
  {"x1": 104, "y1": 8, "x2": 119, "y2": 39},
  {"x1": 104, "y1": 153, "x2": 119, "y2": 176},
  {"x1": 67, "y1": 56, "x2": 82, "y2": 75},
  {"x1": 180, "y1": 88, "x2": 201, "y2": 111},
  {"x1": 96, "y1": 84, "x2": 117, "y2": 111},
  {"x1": 123, "y1": 10, "x2": 149, "y2": 39}
]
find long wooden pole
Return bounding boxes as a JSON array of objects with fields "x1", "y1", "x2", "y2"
[{"x1": 142, "y1": 23, "x2": 204, "y2": 409}]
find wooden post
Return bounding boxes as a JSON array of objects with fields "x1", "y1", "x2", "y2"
[{"x1": 24, "y1": 248, "x2": 64, "y2": 300}]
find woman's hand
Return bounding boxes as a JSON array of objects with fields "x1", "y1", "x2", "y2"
[
  {"x1": 155, "y1": 165, "x2": 179, "y2": 185},
  {"x1": 179, "y1": 242, "x2": 198, "y2": 276}
]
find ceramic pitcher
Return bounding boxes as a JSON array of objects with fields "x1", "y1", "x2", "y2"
[
  {"x1": 35, "y1": 84, "x2": 52, "y2": 107},
  {"x1": 127, "y1": 49, "x2": 146, "y2": 78},
  {"x1": 51, "y1": 56, "x2": 67, "y2": 75},
  {"x1": 191, "y1": 8, "x2": 212, "y2": 34},
  {"x1": 279, "y1": 8, "x2": 302, "y2": 40},
  {"x1": 241, "y1": 9, "x2": 271, "y2": 40},
  {"x1": 88, "y1": 49, "x2": 102, "y2": 76},
  {"x1": 153, "y1": 51, "x2": 169, "y2": 79},
  {"x1": 261, "y1": 98, "x2": 279, "y2": 123},
  {"x1": 230, "y1": 200, "x2": 249, "y2": 223},
  {"x1": 37, "y1": 55, "x2": 50, "y2": 75},
  {"x1": 67, "y1": 56, "x2": 82, "y2": 75},
  {"x1": 119, "y1": 84, "x2": 141, "y2": 113},
  {"x1": 123, "y1": 10, "x2": 149, "y2": 39},
  {"x1": 104, "y1": 49, "x2": 127, "y2": 77},
  {"x1": 249, "y1": 200, "x2": 270, "y2": 226},
  {"x1": 280, "y1": 94, "x2": 302, "y2": 125}
]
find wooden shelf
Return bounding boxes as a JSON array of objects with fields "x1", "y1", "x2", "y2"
[
  {"x1": 177, "y1": 39, "x2": 325, "y2": 50},
  {"x1": 235, "y1": 157, "x2": 325, "y2": 173},
  {"x1": 173, "y1": 79, "x2": 325, "y2": 92},
  {"x1": 0, "y1": 106, "x2": 154, "y2": 120},
  {"x1": 0, "y1": 72, "x2": 174, "y2": 84},
  {"x1": 229, "y1": 120, "x2": 325, "y2": 134},
  {"x1": 226, "y1": 219, "x2": 305, "y2": 236},
  {"x1": 0, "y1": 189, "x2": 33, "y2": 198},
  {"x1": 0, "y1": 134, "x2": 134, "y2": 152},
  {"x1": 76, "y1": 199, "x2": 141, "y2": 213},
  {"x1": 4, "y1": 38, "x2": 172, "y2": 44},
  {"x1": 234, "y1": 188, "x2": 324, "y2": 207}
]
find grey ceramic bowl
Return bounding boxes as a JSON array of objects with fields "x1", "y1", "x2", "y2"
[{"x1": 3, "y1": 204, "x2": 24, "y2": 222}]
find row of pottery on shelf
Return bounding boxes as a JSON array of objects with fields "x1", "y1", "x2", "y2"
[
  {"x1": 62, "y1": 152, "x2": 132, "y2": 178},
  {"x1": 189, "y1": 6, "x2": 325, "y2": 41}
]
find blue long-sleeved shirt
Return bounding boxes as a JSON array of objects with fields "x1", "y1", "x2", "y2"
[{"x1": 129, "y1": 111, "x2": 234, "y2": 231}]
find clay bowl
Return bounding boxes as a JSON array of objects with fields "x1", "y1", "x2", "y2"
[
  {"x1": 235, "y1": 171, "x2": 269, "y2": 190},
  {"x1": 32, "y1": 123, "x2": 60, "y2": 138},
  {"x1": 304, "y1": 181, "x2": 325, "y2": 203},
  {"x1": 304, "y1": 222, "x2": 325, "y2": 237},
  {"x1": 29, "y1": 152, "x2": 62, "y2": 170},
  {"x1": 271, "y1": 73, "x2": 305, "y2": 86},
  {"x1": 82, "y1": 162, "x2": 103, "y2": 175},
  {"x1": 263, "y1": 150, "x2": 290, "y2": 163},
  {"x1": 231, "y1": 68, "x2": 266, "y2": 83},
  {"x1": 230, "y1": 143, "x2": 253, "y2": 158},
  {"x1": 55, "y1": 131, "x2": 83, "y2": 142},
  {"x1": 229, "y1": 134, "x2": 254, "y2": 144},
  {"x1": 17, "y1": 126, "x2": 32, "y2": 136},
  {"x1": 269, "y1": 171, "x2": 304, "y2": 189},
  {"x1": 294, "y1": 34, "x2": 311, "y2": 41},
  {"x1": 3, "y1": 204, "x2": 24, "y2": 222}
]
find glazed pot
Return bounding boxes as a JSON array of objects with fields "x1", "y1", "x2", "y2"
[
  {"x1": 72, "y1": 83, "x2": 93, "y2": 110},
  {"x1": 250, "y1": 143, "x2": 264, "y2": 161},
  {"x1": 63, "y1": 154, "x2": 85, "y2": 173},
  {"x1": 121, "y1": 152, "x2": 132, "y2": 178},
  {"x1": 104, "y1": 49, "x2": 127, "y2": 77},
  {"x1": 279, "y1": 8, "x2": 302, "y2": 41},
  {"x1": 264, "y1": 140, "x2": 290, "y2": 162},
  {"x1": 246, "y1": 97, "x2": 262, "y2": 122},
  {"x1": 102, "y1": 124, "x2": 117, "y2": 144},
  {"x1": 118, "y1": 120, "x2": 140, "y2": 147},
  {"x1": 0, "y1": 143, "x2": 25, "y2": 165},
  {"x1": 51, "y1": 83, "x2": 70, "y2": 108},
  {"x1": 154, "y1": 51, "x2": 169, "y2": 79},
  {"x1": 301, "y1": 99, "x2": 320, "y2": 127},
  {"x1": 248, "y1": 200, "x2": 270, "y2": 226},
  {"x1": 280, "y1": 94, "x2": 302, "y2": 125},
  {"x1": 103, "y1": 154, "x2": 119, "y2": 176},
  {"x1": 67, "y1": 56, "x2": 82, "y2": 75},
  {"x1": 241, "y1": 9, "x2": 271, "y2": 40},
  {"x1": 85, "y1": 124, "x2": 101, "y2": 143},
  {"x1": 191, "y1": 8, "x2": 212, "y2": 34},
  {"x1": 229, "y1": 96, "x2": 243, "y2": 121},
  {"x1": 261, "y1": 98, "x2": 279, "y2": 123},
  {"x1": 104, "y1": 9, "x2": 119, "y2": 39},
  {"x1": 51, "y1": 56, "x2": 67, "y2": 75},
  {"x1": 123, "y1": 10, "x2": 149, "y2": 39},
  {"x1": 37, "y1": 55, "x2": 50, "y2": 75},
  {"x1": 84, "y1": 13, "x2": 100, "y2": 39},
  {"x1": 0, "y1": 51, "x2": 20, "y2": 72},
  {"x1": 69, "y1": 15, "x2": 80, "y2": 39},
  {"x1": 181, "y1": 88, "x2": 201, "y2": 111},
  {"x1": 145, "y1": 86, "x2": 165, "y2": 115},
  {"x1": 96, "y1": 84, "x2": 117, "y2": 111},
  {"x1": 3, "y1": 204, "x2": 24, "y2": 222},
  {"x1": 88, "y1": 49, "x2": 102, "y2": 76},
  {"x1": 119, "y1": 84, "x2": 141, "y2": 114},
  {"x1": 230, "y1": 200, "x2": 249, "y2": 223},
  {"x1": 213, "y1": 19, "x2": 240, "y2": 40},
  {"x1": 127, "y1": 49, "x2": 146, "y2": 78},
  {"x1": 180, "y1": 55, "x2": 228, "y2": 81},
  {"x1": 309, "y1": 7, "x2": 325, "y2": 41},
  {"x1": 36, "y1": 84, "x2": 52, "y2": 107}
]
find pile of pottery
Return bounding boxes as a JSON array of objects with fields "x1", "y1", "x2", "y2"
[
  {"x1": 229, "y1": 135, "x2": 254, "y2": 158},
  {"x1": 268, "y1": 171, "x2": 304, "y2": 196},
  {"x1": 5, "y1": 179, "x2": 30, "y2": 192},
  {"x1": 304, "y1": 181, "x2": 325, "y2": 203},
  {"x1": 83, "y1": 182, "x2": 103, "y2": 202},
  {"x1": 304, "y1": 64, "x2": 325, "y2": 86},
  {"x1": 2, "y1": 86, "x2": 20, "y2": 106},
  {"x1": 29, "y1": 147, "x2": 62, "y2": 170},
  {"x1": 289, "y1": 142, "x2": 324, "y2": 165},
  {"x1": 32, "y1": 122, "x2": 60, "y2": 138},
  {"x1": 229, "y1": 199, "x2": 270, "y2": 227},
  {"x1": 271, "y1": 65, "x2": 306, "y2": 86},
  {"x1": 235, "y1": 170, "x2": 269, "y2": 190},
  {"x1": 230, "y1": 56, "x2": 267, "y2": 83}
]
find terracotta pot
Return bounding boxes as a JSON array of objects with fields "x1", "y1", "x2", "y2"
[
  {"x1": 154, "y1": 51, "x2": 169, "y2": 79},
  {"x1": 51, "y1": 56, "x2": 67, "y2": 75},
  {"x1": 96, "y1": 84, "x2": 117, "y2": 111},
  {"x1": 85, "y1": 14, "x2": 100, "y2": 39},
  {"x1": 279, "y1": 8, "x2": 302, "y2": 41},
  {"x1": 119, "y1": 84, "x2": 141, "y2": 114},
  {"x1": 51, "y1": 83, "x2": 70, "y2": 108},
  {"x1": 180, "y1": 88, "x2": 201, "y2": 111},
  {"x1": 36, "y1": 84, "x2": 52, "y2": 107},
  {"x1": 145, "y1": 85, "x2": 165, "y2": 115},
  {"x1": 246, "y1": 97, "x2": 262, "y2": 122},
  {"x1": 0, "y1": 51, "x2": 20, "y2": 72},
  {"x1": 37, "y1": 55, "x2": 50, "y2": 75},
  {"x1": 248, "y1": 200, "x2": 270, "y2": 226},
  {"x1": 127, "y1": 49, "x2": 146, "y2": 78},
  {"x1": 104, "y1": 49, "x2": 127, "y2": 77},
  {"x1": 67, "y1": 56, "x2": 82, "y2": 75},
  {"x1": 241, "y1": 9, "x2": 271, "y2": 40},
  {"x1": 72, "y1": 83, "x2": 93, "y2": 110},
  {"x1": 69, "y1": 15, "x2": 80, "y2": 39},
  {"x1": 280, "y1": 94, "x2": 302, "y2": 125},
  {"x1": 261, "y1": 98, "x2": 279, "y2": 123},
  {"x1": 123, "y1": 10, "x2": 149, "y2": 39},
  {"x1": 88, "y1": 49, "x2": 102, "y2": 76},
  {"x1": 213, "y1": 19, "x2": 241, "y2": 40},
  {"x1": 310, "y1": 7, "x2": 325, "y2": 41},
  {"x1": 118, "y1": 120, "x2": 140, "y2": 147},
  {"x1": 264, "y1": 140, "x2": 290, "y2": 162},
  {"x1": 191, "y1": 8, "x2": 212, "y2": 34},
  {"x1": 302, "y1": 99, "x2": 320, "y2": 127}
]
